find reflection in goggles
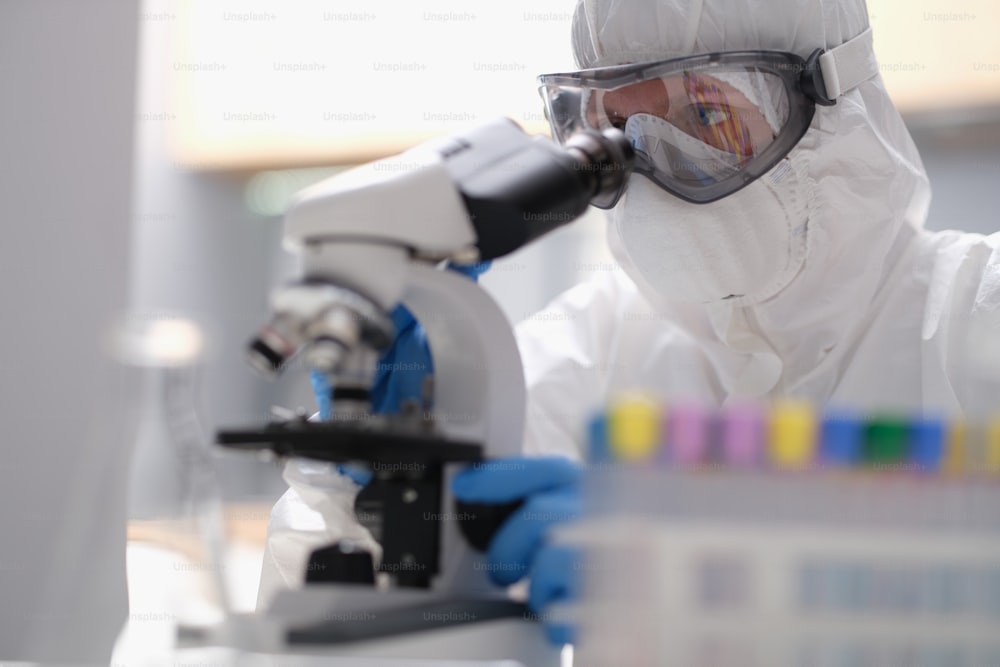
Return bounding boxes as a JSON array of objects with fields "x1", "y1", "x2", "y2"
[
  {"x1": 683, "y1": 71, "x2": 754, "y2": 161},
  {"x1": 582, "y1": 72, "x2": 772, "y2": 163}
]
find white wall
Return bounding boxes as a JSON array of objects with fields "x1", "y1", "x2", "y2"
[
  {"x1": 130, "y1": 0, "x2": 294, "y2": 501},
  {"x1": 0, "y1": 1, "x2": 138, "y2": 661},
  {"x1": 912, "y1": 119, "x2": 1000, "y2": 235}
]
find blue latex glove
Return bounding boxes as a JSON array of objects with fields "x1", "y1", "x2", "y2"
[
  {"x1": 310, "y1": 304, "x2": 432, "y2": 421},
  {"x1": 452, "y1": 456, "x2": 583, "y2": 646},
  {"x1": 370, "y1": 259, "x2": 492, "y2": 411},
  {"x1": 310, "y1": 261, "x2": 491, "y2": 483},
  {"x1": 369, "y1": 305, "x2": 433, "y2": 414},
  {"x1": 444, "y1": 260, "x2": 492, "y2": 280}
]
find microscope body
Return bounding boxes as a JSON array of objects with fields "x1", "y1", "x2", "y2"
[{"x1": 219, "y1": 119, "x2": 632, "y2": 663}]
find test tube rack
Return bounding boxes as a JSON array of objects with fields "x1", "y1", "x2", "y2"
[{"x1": 567, "y1": 398, "x2": 1000, "y2": 667}]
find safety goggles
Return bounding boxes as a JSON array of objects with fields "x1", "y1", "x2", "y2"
[{"x1": 537, "y1": 28, "x2": 877, "y2": 206}]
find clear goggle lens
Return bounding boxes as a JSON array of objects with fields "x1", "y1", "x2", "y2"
[{"x1": 540, "y1": 55, "x2": 815, "y2": 204}]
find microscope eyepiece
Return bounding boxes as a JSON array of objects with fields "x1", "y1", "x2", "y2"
[
  {"x1": 564, "y1": 128, "x2": 635, "y2": 210},
  {"x1": 436, "y1": 119, "x2": 636, "y2": 260}
]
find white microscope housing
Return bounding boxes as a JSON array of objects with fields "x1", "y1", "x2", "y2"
[{"x1": 220, "y1": 118, "x2": 632, "y2": 665}]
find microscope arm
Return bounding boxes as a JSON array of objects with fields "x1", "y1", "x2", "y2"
[
  {"x1": 282, "y1": 118, "x2": 631, "y2": 307},
  {"x1": 246, "y1": 118, "x2": 632, "y2": 385}
]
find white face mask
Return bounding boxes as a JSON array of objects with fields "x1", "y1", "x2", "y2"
[{"x1": 612, "y1": 116, "x2": 812, "y2": 306}]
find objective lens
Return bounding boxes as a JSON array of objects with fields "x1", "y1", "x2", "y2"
[{"x1": 246, "y1": 316, "x2": 303, "y2": 377}]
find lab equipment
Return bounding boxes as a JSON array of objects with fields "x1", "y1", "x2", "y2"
[
  {"x1": 565, "y1": 397, "x2": 1000, "y2": 666},
  {"x1": 315, "y1": 260, "x2": 492, "y2": 419},
  {"x1": 589, "y1": 397, "x2": 1000, "y2": 473},
  {"x1": 305, "y1": 260, "x2": 491, "y2": 517},
  {"x1": 309, "y1": 303, "x2": 430, "y2": 419},
  {"x1": 215, "y1": 118, "x2": 633, "y2": 664}
]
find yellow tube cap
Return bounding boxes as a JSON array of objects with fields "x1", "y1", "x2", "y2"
[
  {"x1": 769, "y1": 401, "x2": 817, "y2": 470},
  {"x1": 986, "y1": 416, "x2": 1000, "y2": 476},
  {"x1": 944, "y1": 420, "x2": 966, "y2": 476},
  {"x1": 608, "y1": 395, "x2": 661, "y2": 463}
]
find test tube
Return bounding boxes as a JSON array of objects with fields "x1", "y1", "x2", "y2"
[
  {"x1": 768, "y1": 401, "x2": 817, "y2": 471},
  {"x1": 864, "y1": 416, "x2": 909, "y2": 470},
  {"x1": 987, "y1": 416, "x2": 1000, "y2": 476},
  {"x1": 909, "y1": 416, "x2": 946, "y2": 474},
  {"x1": 668, "y1": 403, "x2": 711, "y2": 467},
  {"x1": 819, "y1": 410, "x2": 864, "y2": 469},
  {"x1": 587, "y1": 413, "x2": 610, "y2": 465},
  {"x1": 722, "y1": 402, "x2": 765, "y2": 469},
  {"x1": 607, "y1": 395, "x2": 661, "y2": 463}
]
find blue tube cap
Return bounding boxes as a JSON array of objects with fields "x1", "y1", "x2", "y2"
[
  {"x1": 819, "y1": 411, "x2": 864, "y2": 467},
  {"x1": 910, "y1": 417, "x2": 946, "y2": 473},
  {"x1": 587, "y1": 413, "x2": 610, "y2": 465}
]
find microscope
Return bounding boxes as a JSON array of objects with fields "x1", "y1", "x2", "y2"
[{"x1": 217, "y1": 118, "x2": 632, "y2": 664}]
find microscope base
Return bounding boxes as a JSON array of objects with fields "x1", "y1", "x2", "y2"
[
  {"x1": 220, "y1": 589, "x2": 561, "y2": 666},
  {"x1": 221, "y1": 615, "x2": 560, "y2": 666}
]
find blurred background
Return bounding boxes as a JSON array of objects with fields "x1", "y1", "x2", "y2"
[{"x1": 1, "y1": 0, "x2": 998, "y2": 660}]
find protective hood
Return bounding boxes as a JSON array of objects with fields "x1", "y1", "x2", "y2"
[{"x1": 572, "y1": 0, "x2": 932, "y2": 400}]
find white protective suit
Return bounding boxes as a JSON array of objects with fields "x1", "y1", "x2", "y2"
[{"x1": 257, "y1": 0, "x2": 1000, "y2": 605}]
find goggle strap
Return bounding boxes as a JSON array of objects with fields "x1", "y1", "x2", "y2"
[{"x1": 818, "y1": 27, "x2": 878, "y2": 101}]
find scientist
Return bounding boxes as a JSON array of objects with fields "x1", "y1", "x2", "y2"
[{"x1": 260, "y1": 0, "x2": 1000, "y2": 645}]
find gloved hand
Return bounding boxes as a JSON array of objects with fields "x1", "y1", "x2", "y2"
[{"x1": 452, "y1": 456, "x2": 583, "y2": 646}]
